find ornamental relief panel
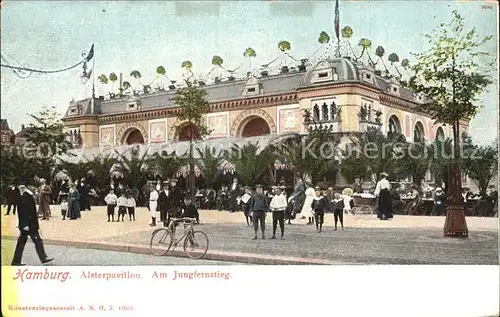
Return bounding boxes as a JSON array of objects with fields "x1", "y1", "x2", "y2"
[
  {"x1": 149, "y1": 120, "x2": 167, "y2": 143},
  {"x1": 277, "y1": 107, "x2": 301, "y2": 134},
  {"x1": 99, "y1": 126, "x2": 115, "y2": 146},
  {"x1": 207, "y1": 113, "x2": 229, "y2": 139}
]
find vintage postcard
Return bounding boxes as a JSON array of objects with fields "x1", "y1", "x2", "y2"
[{"x1": 1, "y1": 0, "x2": 498, "y2": 316}]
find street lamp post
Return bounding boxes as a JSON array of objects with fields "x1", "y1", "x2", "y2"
[{"x1": 443, "y1": 119, "x2": 468, "y2": 237}]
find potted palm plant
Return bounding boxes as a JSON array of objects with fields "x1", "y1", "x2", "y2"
[
  {"x1": 375, "y1": 110, "x2": 383, "y2": 124},
  {"x1": 358, "y1": 106, "x2": 368, "y2": 121},
  {"x1": 278, "y1": 40, "x2": 291, "y2": 74},
  {"x1": 214, "y1": 77, "x2": 222, "y2": 84}
]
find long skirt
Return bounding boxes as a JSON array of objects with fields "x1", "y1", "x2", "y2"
[{"x1": 377, "y1": 188, "x2": 393, "y2": 219}]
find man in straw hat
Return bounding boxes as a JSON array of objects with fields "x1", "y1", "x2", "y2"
[
  {"x1": 11, "y1": 185, "x2": 54, "y2": 266},
  {"x1": 249, "y1": 184, "x2": 269, "y2": 240},
  {"x1": 374, "y1": 172, "x2": 393, "y2": 220}
]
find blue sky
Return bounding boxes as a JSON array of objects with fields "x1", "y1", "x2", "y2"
[{"x1": 1, "y1": 1, "x2": 498, "y2": 144}]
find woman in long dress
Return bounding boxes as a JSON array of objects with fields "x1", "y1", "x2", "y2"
[
  {"x1": 67, "y1": 184, "x2": 81, "y2": 220},
  {"x1": 298, "y1": 187, "x2": 315, "y2": 224}
]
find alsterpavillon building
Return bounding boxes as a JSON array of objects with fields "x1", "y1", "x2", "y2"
[{"x1": 61, "y1": 57, "x2": 470, "y2": 186}]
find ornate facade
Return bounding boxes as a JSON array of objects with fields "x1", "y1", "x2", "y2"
[{"x1": 62, "y1": 57, "x2": 469, "y2": 153}]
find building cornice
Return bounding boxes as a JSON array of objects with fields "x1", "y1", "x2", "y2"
[{"x1": 97, "y1": 92, "x2": 298, "y2": 124}]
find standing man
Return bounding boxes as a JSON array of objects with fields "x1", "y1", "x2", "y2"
[
  {"x1": 11, "y1": 185, "x2": 54, "y2": 266},
  {"x1": 249, "y1": 184, "x2": 269, "y2": 240},
  {"x1": 171, "y1": 179, "x2": 183, "y2": 213},
  {"x1": 77, "y1": 178, "x2": 90, "y2": 211},
  {"x1": 149, "y1": 184, "x2": 159, "y2": 227},
  {"x1": 240, "y1": 186, "x2": 253, "y2": 226},
  {"x1": 158, "y1": 181, "x2": 175, "y2": 227},
  {"x1": 269, "y1": 185, "x2": 287, "y2": 239},
  {"x1": 37, "y1": 179, "x2": 52, "y2": 220},
  {"x1": 374, "y1": 172, "x2": 393, "y2": 220},
  {"x1": 5, "y1": 184, "x2": 20, "y2": 215},
  {"x1": 229, "y1": 178, "x2": 240, "y2": 212}
]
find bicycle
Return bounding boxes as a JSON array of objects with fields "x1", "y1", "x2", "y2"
[{"x1": 150, "y1": 217, "x2": 209, "y2": 259}]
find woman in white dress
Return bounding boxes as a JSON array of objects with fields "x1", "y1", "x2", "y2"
[{"x1": 299, "y1": 187, "x2": 316, "y2": 225}]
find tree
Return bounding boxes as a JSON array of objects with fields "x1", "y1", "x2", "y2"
[
  {"x1": 225, "y1": 143, "x2": 275, "y2": 186},
  {"x1": 0, "y1": 147, "x2": 39, "y2": 197},
  {"x1": 196, "y1": 146, "x2": 224, "y2": 188},
  {"x1": 342, "y1": 127, "x2": 407, "y2": 183},
  {"x1": 86, "y1": 153, "x2": 118, "y2": 190},
  {"x1": 25, "y1": 105, "x2": 73, "y2": 169},
  {"x1": 115, "y1": 145, "x2": 150, "y2": 189},
  {"x1": 55, "y1": 158, "x2": 91, "y2": 183},
  {"x1": 174, "y1": 80, "x2": 211, "y2": 194},
  {"x1": 150, "y1": 150, "x2": 185, "y2": 181},
  {"x1": 400, "y1": 10, "x2": 494, "y2": 236},
  {"x1": 462, "y1": 144, "x2": 498, "y2": 197},
  {"x1": 277, "y1": 113, "x2": 340, "y2": 184},
  {"x1": 398, "y1": 141, "x2": 432, "y2": 190}
]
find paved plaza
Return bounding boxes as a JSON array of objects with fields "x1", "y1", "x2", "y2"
[{"x1": 1, "y1": 206, "x2": 498, "y2": 265}]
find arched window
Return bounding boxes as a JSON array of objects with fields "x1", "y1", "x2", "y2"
[
  {"x1": 413, "y1": 122, "x2": 425, "y2": 142},
  {"x1": 322, "y1": 103, "x2": 329, "y2": 121},
  {"x1": 388, "y1": 115, "x2": 401, "y2": 135},
  {"x1": 436, "y1": 127, "x2": 445, "y2": 141},
  {"x1": 313, "y1": 104, "x2": 320, "y2": 121}
]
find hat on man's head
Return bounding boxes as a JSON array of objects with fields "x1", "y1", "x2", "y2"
[
  {"x1": 18, "y1": 185, "x2": 26, "y2": 190},
  {"x1": 255, "y1": 184, "x2": 263, "y2": 189},
  {"x1": 280, "y1": 185, "x2": 286, "y2": 189},
  {"x1": 314, "y1": 186, "x2": 321, "y2": 190},
  {"x1": 243, "y1": 185, "x2": 251, "y2": 190},
  {"x1": 436, "y1": 187, "x2": 443, "y2": 191},
  {"x1": 381, "y1": 172, "x2": 388, "y2": 177}
]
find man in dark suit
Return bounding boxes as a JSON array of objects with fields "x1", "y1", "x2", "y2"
[
  {"x1": 11, "y1": 185, "x2": 54, "y2": 266},
  {"x1": 229, "y1": 178, "x2": 240, "y2": 212},
  {"x1": 158, "y1": 181, "x2": 176, "y2": 227},
  {"x1": 5, "y1": 184, "x2": 20, "y2": 215}
]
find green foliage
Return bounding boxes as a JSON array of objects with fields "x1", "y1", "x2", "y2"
[
  {"x1": 318, "y1": 31, "x2": 330, "y2": 44},
  {"x1": 401, "y1": 58, "x2": 410, "y2": 68},
  {"x1": 97, "y1": 74, "x2": 108, "y2": 84},
  {"x1": 398, "y1": 141, "x2": 432, "y2": 188},
  {"x1": 150, "y1": 151, "x2": 185, "y2": 180},
  {"x1": 0, "y1": 148, "x2": 39, "y2": 191},
  {"x1": 388, "y1": 53, "x2": 399, "y2": 64},
  {"x1": 196, "y1": 146, "x2": 224, "y2": 187},
  {"x1": 25, "y1": 105, "x2": 73, "y2": 157},
  {"x1": 400, "y1": 10, "x2": 494, "y2": 126},
  {"x1": 86, "y1": 154, "x2": 118, "y2": 189},
  {"x1": 375, "y1": 46, "x2": 385, "y2": 58},
  {"x1": 342, "y1": 127, "x2": 407, "y2": 181},
  {"x1": 358, "y1": 38, "x2": 372, "y2": 50},
  {"x1": 109, "y1": 73, "x2": 118, "y2": 82},
  {"x1": 211, "y1": 55, "x2": 224, "y2": 67},
  {"x1": 277, "y1": 124, "x2": 340, "y2": 184},
  {"x1": 130, "y1": 70, "x2": 142, "y2": 79},
  {"x1": 341, "y1": 26, "x2": 353, "y2": 39},
  {"x1": 173, "y1": 81, "x2": 211, "y2": 138},
  {"x1": 181, "y1": 61, "x2": 193, "y2": 71},
  {"x1": 225, "y1": 143, "x2": 275, "y2": 186},
  {"x1": 462, "y1": 143, "x2": 498, "y2": 196},
  {"x1": 115, "y1": 146, "x2": 150, "y2": 189},
  {"x1": 55, "y1": 159, "x2": 91, "y2": 182},
  {"x1": 243, "y1": 47, "x2": 257, "y2": 58},
  {"x1": 156, "y1": 66, "x2": 166, "y2": 76},
  {"x1": 278, "y1": 40, "x2": 291, "y2": 52}
]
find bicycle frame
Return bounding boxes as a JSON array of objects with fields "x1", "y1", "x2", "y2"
[{"x1": 160, "y1": 220, "x2": 195, "y2": 249}]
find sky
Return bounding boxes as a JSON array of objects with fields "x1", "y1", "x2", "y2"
[{"x1": 1, "y1": 0, "x2": 498, "y2": 144}]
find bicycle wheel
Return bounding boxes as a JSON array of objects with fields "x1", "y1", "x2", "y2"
[
  {"x1": 183, "y1": 230, "x2": 209, "y2": 260},
  {"x1": 150, "y1": 228, "x2": 173, "y2": 256}
]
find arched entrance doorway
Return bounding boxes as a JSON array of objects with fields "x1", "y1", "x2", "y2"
[
  {"x1": 241, "y1": 117, "x2": 270, "y2": 137},
  {"x1": 177, "y1": 123, "x2": 200, "y2": 142},
  {"x1": 125, "y1": 129, "x2": 145, "y2": 144}
]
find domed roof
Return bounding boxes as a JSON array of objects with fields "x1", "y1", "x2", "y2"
[{"x1": 300, "y1": 57, "x2": 359, "y2": 87}]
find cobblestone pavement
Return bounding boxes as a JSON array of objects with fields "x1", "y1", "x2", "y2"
[{"x1": 2, "y1": 206, "x2": 497, "y2": 265}]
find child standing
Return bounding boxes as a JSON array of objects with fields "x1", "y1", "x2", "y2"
[
  {"x1": 126, "y1": 193, "x2": 136, "y2": 221},
  {"x1": 311, "y1": 187, "x2": 328, "y2": 233},
  {"x1": 104, "y1": 189, "x2": 118, "y2": 222},
  {"x1": 117, "y1": 193, "x2": 127, "y2": 222},
  {"x1": 60, "y1": 198, "x2": 68, "y2": 220},
  {"x1": 332, "y1": 193, "x2": 345, "y2": 230}
]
